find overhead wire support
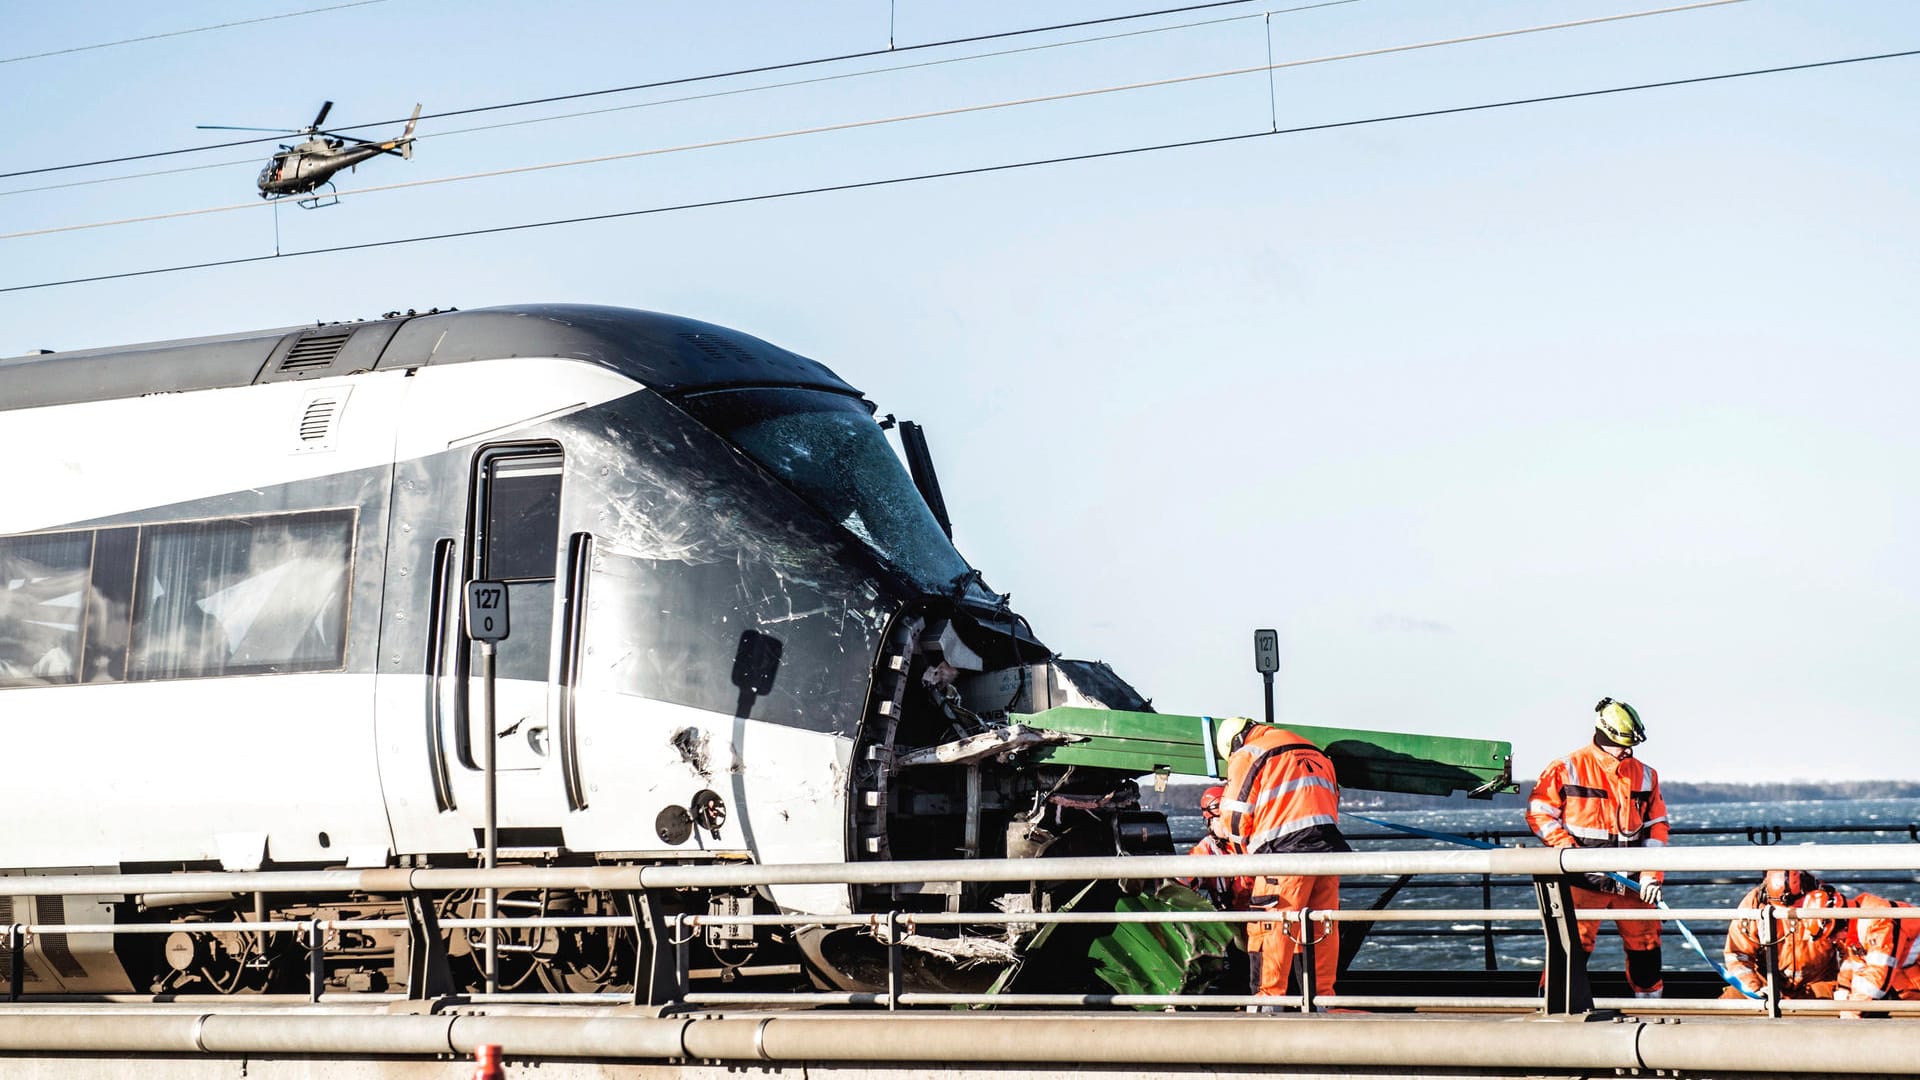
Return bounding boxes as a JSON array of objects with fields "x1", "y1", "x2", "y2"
[
  {"x1": 0, "y1": 0, "x2": 1768, "y2": 243},
  {"x1": 0, "y1": 0, "x2": 1350, "y2": 182},
  {"x1": 4, "y1": 45, "x2": 1913, "y2": 296}
]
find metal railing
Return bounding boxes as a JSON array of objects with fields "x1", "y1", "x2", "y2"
[{"x1": 5, "y1": 842, "x2": 1919, "y2": 1017}]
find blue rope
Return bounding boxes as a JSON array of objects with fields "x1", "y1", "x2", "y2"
[{"x1": 1347, "y1": 812, "x2": 1760, "y2": 999}]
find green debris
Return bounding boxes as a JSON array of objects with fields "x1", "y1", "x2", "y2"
[
  {"x1": 1018, "y1": 707, "x2": 1516, "y2": 798},
  {"x1": 1087, "y1": 884, "x2": 1235, "y2": 1006}
]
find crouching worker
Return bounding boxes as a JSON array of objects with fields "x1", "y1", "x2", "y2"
[
  {"x1": 1175, "y1": 784, "x2": 1252, "y2": 993},
  {"x1": 1177, "y1": 785, "x2": 1253, "y2": 912},
  {"x1": 1835, "y1": 891, "x2": 1920, "y2": 1017},
  {"x1": 1216, "y1": 716, "x2": 1349, "y2": 1001},
  {"x1": 1721, "y1": 870, "x2": 1846, "y2": 1000}
]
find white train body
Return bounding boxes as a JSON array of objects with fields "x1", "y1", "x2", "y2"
[{"x1": 0, "y1": 305, "x2": 1150, "y2": 995}]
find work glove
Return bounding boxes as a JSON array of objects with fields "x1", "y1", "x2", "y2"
[{"x1": 1638, "y1": 873, "x2": 1663, "y2": 907}]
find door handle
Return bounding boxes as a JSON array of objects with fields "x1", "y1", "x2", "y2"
[{"x1": 423, "y1": 538, "x2": 458, "y2": 811}]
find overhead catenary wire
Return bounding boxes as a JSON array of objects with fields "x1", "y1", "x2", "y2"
[
  {"x1": 0, "y1": 4, "x2": 1301, "y2": 200},
  {"x1": 0, "y1": 0, "x2": 392, "y2": 65},
  {"x1": 0, "y1": 0, "x2": 1351, "y2": 182},
  {"x1": 0, "y1": 0, "x2": 1760, "y2": 243},
  {"x1": 4, "y1": 45, "x2": 1912, "y2": 295}
]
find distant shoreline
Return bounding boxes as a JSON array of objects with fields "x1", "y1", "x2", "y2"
[{"x1": 1141, "y1": 778, "x2": 1920, "y2": 813}]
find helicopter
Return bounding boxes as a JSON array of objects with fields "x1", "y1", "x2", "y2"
[{"x1": 199, "y1": 100, "x2": 420, "y2": 207}]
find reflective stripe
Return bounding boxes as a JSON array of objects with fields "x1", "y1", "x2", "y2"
[
  {"x1": 1562, "y1": 822, "x2": 1618, "y2": 842},
  {"x1": 1528, "y1": 800, "x2": 1562, "y2": 818},
  {"x1": 1642, "y1": 837, "x2": 1666, "y2": 848},
  {"x1": 1904, "y1": 934, "x2": 1920, "y2": 967},
  {"x1": 1248, "y1": 814, "x2": 1339, "y2": 850},
  {"x1": 1852, "y1": 976, "x2": 1887, "y2": 999},
  {"x1": 1220, "y1": 799, "x2": 1252, "y2": 814},
  {"x1": 1864, "y1": 951, "x2": 1895, "y2": 966},
  {"x1": 1252, "y1": 775, "x2": 1339, "y2": 804},
  {"x1": 1642, "y1": 815, "x2": 1669, "y2": 828}
]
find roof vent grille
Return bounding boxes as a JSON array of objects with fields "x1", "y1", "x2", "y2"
[
  {"x1": 281, "y1": 331, "x2": 352, "y2": 373},
  {"x1": 678, "y1": 332, "x2": 754, "y2": 366}
]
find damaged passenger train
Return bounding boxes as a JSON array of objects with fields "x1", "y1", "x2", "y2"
[{"x1": 0, "y1": 304, "x2": 1166, "y2": 996}]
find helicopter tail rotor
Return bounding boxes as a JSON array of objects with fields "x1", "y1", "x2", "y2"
[{"x1": 399, "y1": 103, "x2": 420, "y2": 160}]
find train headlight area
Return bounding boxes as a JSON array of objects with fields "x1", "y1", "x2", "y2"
[{"x1": 4, "y1": 302, "x2": 1499, "y2": 1001}]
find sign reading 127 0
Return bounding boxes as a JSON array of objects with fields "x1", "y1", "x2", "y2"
[{"x1": 465, "y1": 580, "x2": 511, "y2": 642}]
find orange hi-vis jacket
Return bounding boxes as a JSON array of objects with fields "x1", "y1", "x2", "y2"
[
  {"x1": 1180, "y1": 834, "x2": 1255, "y2": 911},
  {"x1": 1838, "y1": 892, "x2": 1920, "y2": 1001},
  {"x1": 1221, "y1": 726, "x2": 1349, "y2": 860},
  {"x1": 1526, "y1": 742, "x2": 1670, "y2": 890},
  {"x1": 1722, "y1": 886, "x2": 1845, "y2": 994}
]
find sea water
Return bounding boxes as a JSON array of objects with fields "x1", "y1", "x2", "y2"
[{"x1": 1166, "y1": 797, "x2": 1920, "y2": 973}]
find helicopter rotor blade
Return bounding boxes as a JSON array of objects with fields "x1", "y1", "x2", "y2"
[
  {"x1": 196, "y1": 124, "x2": 300, "y2": 133},
  {"x1": 310, "y1": 100, "x2": 334, "y2": 130}
]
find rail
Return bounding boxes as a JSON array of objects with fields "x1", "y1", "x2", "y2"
[{"x1": 5, "y1": 840, "x2": 1919, "y2": 1018}]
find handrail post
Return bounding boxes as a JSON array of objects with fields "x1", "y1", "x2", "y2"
[
  {"x1": 1482, "y1": 872, "x2": 1497, "y2": 971},
  {"x1": 1533, "y1": 875, "x2": 1600, "y2": 1017},
  {"x1": 307, "y1": 920, "x2": 325, "y2": 1002},
  {"x1": 402, "y1": 893, "x2": 455, "y2": 1000},
  {"x1": 674, "y1": 912, "x2": 691, "y2": 1002},
  {"x1": 5, "y1": 925, "x2": 21, "y2": 1002},
  {"x1": 886, "y1": 911, "x2": 904, "y2": 1012},
  {"x1": 626, "y1": 891, "x2": 678, "y2": 1008},
  {"x1": 1761, "y1": 906, "x2": 1782, "y2": 1019},
  {"x1": 1297, "y1": 908, "x2": 1317, "y2": 1013}
]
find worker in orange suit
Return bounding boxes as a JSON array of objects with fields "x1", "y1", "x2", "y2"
[
  {"x1": 1719, "y1": 870, "x2": 1846, "y2": 1000},
  {"x1": 1834, "y1": 891, "x2": 1920, "y2": 1017},
  {"x1": 1526, "y1": 697, "x2": 1670, "y2": 997},
  {"x1": 1216, "y1": 716, "x2": 1349, "y2": 1001}
]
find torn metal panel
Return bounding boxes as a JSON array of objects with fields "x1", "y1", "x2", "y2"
[{"x1": 893, "y1": 725, "x2": 1080, "y2": 769}]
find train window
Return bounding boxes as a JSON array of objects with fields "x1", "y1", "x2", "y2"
[
  {"x1": 477, "y1": 450, "x2": 562, "y2": 683},
  {"x1": 681, "y1": 388, "x2": 975, "y2": 596},
  {"x1": 483, "y1": 455, "x2": 562, "y2": 582},
  {"x1": 82, "y1": 528, "x2": 136, "y2": 683},
  {"x1": 575, "y1": 390, "x2": 894, "y2": 738},
  {"x1": 0, "y1": 531, "x2": 93, "y2": 687},
  {"x1": 129, "y1": 510, "x2": 354, "y2": 680}
]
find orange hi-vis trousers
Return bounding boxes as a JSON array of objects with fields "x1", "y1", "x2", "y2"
[{"x1": 1247, "y1": 874, "x2": 1340, "y2": 998}]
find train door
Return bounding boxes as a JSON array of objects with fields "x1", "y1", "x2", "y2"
[{"x1": 374, "y1": 435, "x2": 579, "y2": 856}]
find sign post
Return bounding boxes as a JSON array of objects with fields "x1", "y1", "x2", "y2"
[
  {"x1": 1253, "y1": 628, "x2": 1279, "y2": 725},
  {"x1": 464, "y1": 580, "x2": 510, "y2": 994}
]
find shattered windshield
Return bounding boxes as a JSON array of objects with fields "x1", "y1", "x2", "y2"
[{"x1": 682, "y1": 388, "x2": 977, "y2": 596}]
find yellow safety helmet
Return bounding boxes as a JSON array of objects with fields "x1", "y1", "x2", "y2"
[
  {"x1": 1593, "y1": 697, "x2": 1646, "y2": 747},
  {"x1": 1216, "y1": 716, "x2": 1256, "y2": 752}
]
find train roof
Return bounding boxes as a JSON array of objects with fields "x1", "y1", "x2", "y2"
[{"x1": 0, "y1": 304, "x2": 859, "y2": 412}]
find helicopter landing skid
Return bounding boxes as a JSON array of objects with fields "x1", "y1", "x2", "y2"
[{"x1": 291, "y1": 183, "x2": 340, "y2": 210}]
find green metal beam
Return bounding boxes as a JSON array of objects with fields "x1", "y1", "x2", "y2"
[{"x1": 1017, "y1": 708, "x2": 1514, "y2": 798}]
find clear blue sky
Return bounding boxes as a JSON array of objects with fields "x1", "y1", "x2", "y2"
[{"x1": 4, "y1": 1, "x2": 1915, "y2": 782}]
